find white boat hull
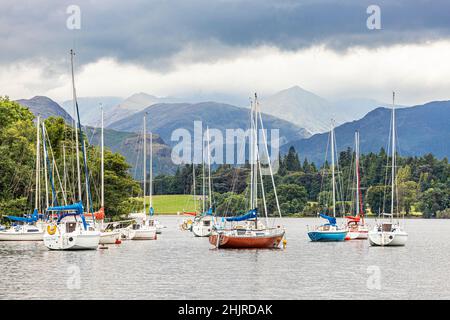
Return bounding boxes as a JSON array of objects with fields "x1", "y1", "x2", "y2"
[
  {"x1": 44, "y1": 230, "x2": 100, "y2": 250},
  {"x1": 192, "y1": 224, "x2": 212, "y2": 237},
  {"x1": 368, "y1": 229, "x2": 408, "y2": 246},
  {"x1": 0, "y1": 231, "x2": 43, "y2": 241},
  {"x1": 192, "y1": 216, "x2": 213, "y2": 237},
  {"x1": 0, "y1": 224, "x2": 44, "y2": 241},
  {"x1": 129, "y1": 228, "x2": 157, "y2": 240},
  {"x1": 99, "y1": 230, "x2": 121, "y2": 244}
]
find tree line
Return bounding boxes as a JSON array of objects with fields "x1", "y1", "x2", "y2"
[
  {"x1": 0, "y1": 97, "x2": 139, "y2": 220},
  {"x1": 152, "y1": 146, "x2": 450, "y2": 218}
]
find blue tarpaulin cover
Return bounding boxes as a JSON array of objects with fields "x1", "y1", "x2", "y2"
[
  {"x1": 319, "y1": 213, "x2": 337, "y2": 226},
  {"x1": 226, "y1": 208, "x2": 258, "y2": 222},
  {"x1": 5, "y1": 208, "x2": 40, "y2": 223},
  {"x1": 46, "y1": 202, "x2": 88, "y2": 230}
]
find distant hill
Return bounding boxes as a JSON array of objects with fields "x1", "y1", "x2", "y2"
[
  {"x1": 284, "y1": 100, "x2": 450, "y2": 164},
  {"x1": 16, "y1": 96, "x2": 74, "y2": 123},
  {"x1": 105, "y1": 92, "x2": 177, "y2": 126},
  {"x1": 260, "y1": 86, "x2": 388, "y2": 134},
  {"x1": 107, "y1": 101, "x2": 311, "y2": 148},
  {"x1": 86, "y1": 127, "x2": 175, "y2": 176},
  {"x1": 61, "y1": 96, "x2": 123, "y2": 126},
  {"x1": 14, "y1": 95, "x2": 175, "y2": 174}
]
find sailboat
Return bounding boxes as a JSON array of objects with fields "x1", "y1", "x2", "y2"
[
  {"x1": 209, "y1": 94, "x2": 285, "y2": 249},
  {"x1": 345, "y1": 131, "x2": 369, "y2": 240},
  {"x1": 43, "y1": 49, "x2": 100, "y2": 250},
  {"x1": 192, "y1": 127, "x2": 214, "y2": 237},
  {"x1": 368, "y1": 92, "x2": 408, "y2": 246},
  {"x1": 180, "y1": 164, "x2": 198, "y2": 231},
  {"x1": 127, "y1": 113, "x2": 157, "y2": 240},
  {"x1": 146, "y1": 126, "x2": 165, "y2": 235},
  {"x1": 96, "y1": 106, "x2": 121, "y2": 244},
  {"x1": 307, "y1": 122, "x2": 348, "y2": 242},
  {"x1": 0, "y1": 116, "x2": 45, "y2": 241}
]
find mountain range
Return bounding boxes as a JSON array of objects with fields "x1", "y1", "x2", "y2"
[
  {"x1": 285, "y1": 100, "x2": 450, "y2": 165},
  {"x1": 14, "y1": 88, "x2": 448, "y2": 174},
  {"x1": 61, "y1": 96, "x2": 123, "y2": 126},
  {"x1": 260, "y1": 86, "x2": 389, "y2": 134},
  {"x1": 107, "y1": 101, "x2": 311, "y2": 147},
  {"x1": 16, "y1": 96, "x2": 74, "y2": 123}
]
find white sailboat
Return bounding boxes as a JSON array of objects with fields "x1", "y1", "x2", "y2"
[
  {"x1": 128, "y1": 113, "x2": 157, "y2": 240},
  {"x1": 345, "y1": 131, "x2": 369, "y2": 240},
  {"x1": 147, "y1": 124, "x2": 165, "y2": 235},
  {"x1": 43, "y1": 49, "x2": 100, "y2": 250},
  {"x1": 368, "y1": 92, "x2": 408, "y2": 246},
  {"x1": 97, "y1": 106, "x2": 121, "y2": 245},
  {"x1": 0, "y1": 115, "x2": 45, "y2": 241},
  {"x1": 192, "y1": 127, "x2": 214, "y2": 237}
]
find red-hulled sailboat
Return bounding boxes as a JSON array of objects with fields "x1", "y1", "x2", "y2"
[{"x1": 209, "y1": 94, "x2": 285, "y2": 249}]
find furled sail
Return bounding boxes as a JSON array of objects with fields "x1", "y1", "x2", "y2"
[
  {"x1": 226, "y1": 208, "x2": 257, "y2": 222},
  {"x1": 319, "y1": 213, "x2": 337, "y2": 226}
]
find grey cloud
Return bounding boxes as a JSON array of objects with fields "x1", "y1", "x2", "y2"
[{"x1": 1, "y1": 0, "x2": 449, "y2": 69}]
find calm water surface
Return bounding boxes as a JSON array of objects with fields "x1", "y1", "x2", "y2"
[{"x1": 1, "y1": 217, "x2": 449, "y2": 299}]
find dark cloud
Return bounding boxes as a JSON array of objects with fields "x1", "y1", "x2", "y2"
[{"x1": 1, "y1": 0, "x2": 449, "y2": 69}]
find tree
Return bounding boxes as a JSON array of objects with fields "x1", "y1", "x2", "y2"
[
  {"x1": 284, "y1": 146, "x2": 301, "y2": 172},
  {"x1": 366, "y1": 185, "x2": 390, "y2": 215},
  {"x1": 267, "y1": 184, "x2": 307, "y2": 215},
  {"x1": 398, "y1": 181, "x2": 418, "y2": 215},
  {"x1": 418, "y1": 185, "x2": 450, "y2": 218}
]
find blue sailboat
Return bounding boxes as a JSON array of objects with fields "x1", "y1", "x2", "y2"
[
  {"x1": 307, "y1": 121, "x2": 347, "y2": 242},
  {"x1": 308, "y1": 214, "x2": 347, "y2": 241}
]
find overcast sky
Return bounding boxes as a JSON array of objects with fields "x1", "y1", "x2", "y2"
[{"x1": 1, "y1": 0, "x2": 449, "y2": 105}]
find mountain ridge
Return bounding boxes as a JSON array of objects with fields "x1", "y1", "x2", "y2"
[{"x1": 284, "y1": 100, "x2": 450, "y2": 164}]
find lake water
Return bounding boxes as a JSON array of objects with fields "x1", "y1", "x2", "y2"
[{"x1": 1, "y1": 217, "x2": 449, "y2": 300}]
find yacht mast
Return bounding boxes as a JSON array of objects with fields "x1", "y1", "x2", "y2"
[
  {"x1": 35, "y1": 116, "x2": 40, "y2": 211},
  {"x1": 101, "y1": 105, "x2": 104, "y2": 209},
  {"x1": 149, "y1": 121, "x2": 153, "y2": 213},
  {"x1": 143, "y1": 114, "x2": 147, "y2": 214},
  {"x1": 254, "y1": 93, "x2": 258, "y2": 229},
  {"x1": 206, "y1": 126, "x2": 212, "y2": 209},
  {"x1": 192, "y1": 162, "x2": 196, "y2": 212},
  {"x1": 249, "y1": 99, "x2": 254, "y2": 210},
  {"x1": 331, "y1": 121, "x2": 336, "y2": 218},
  {"x1": 70, "y1": 49, "x2": 82, "y2": 202},
  {"x1": 391, "y1": 92, "x2": 396, "y2": 220},
  {"x1": 202, "y1": 140, "x2": 206, "y2": 212}
]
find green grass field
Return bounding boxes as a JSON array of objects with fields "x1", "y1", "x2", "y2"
[{"x1": 135, "y1": 194, "x2": 203, "y2": 214}]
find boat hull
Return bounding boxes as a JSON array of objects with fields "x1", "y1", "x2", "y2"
[
  {"x1": 0, "y1": 224, "x2": 44, "y2": 241},
  {"x1": 44, "y1": 232, "x2": 100, "y2": 250},
  {"x1": 209, "y1": 231, "x2": 284, "y2": 249},
  {"x1": 368, "y1": 230, "x2": 408, "y2": 246},
  {"x1": 129, "y1": 228, "x2": 157, "y2": 240},
  {"x1": 99, "y1": 230, "x2": 121, "y2": 244},
  {"x1": 345, "y1": 229, "x2": 369, "y2": 240},
  {"x1": 0, "y1": 231, "x2": 43, "y2": 241},
  {"x1": 308, "y1": 230, "x2": 347, "y2": 242}
]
